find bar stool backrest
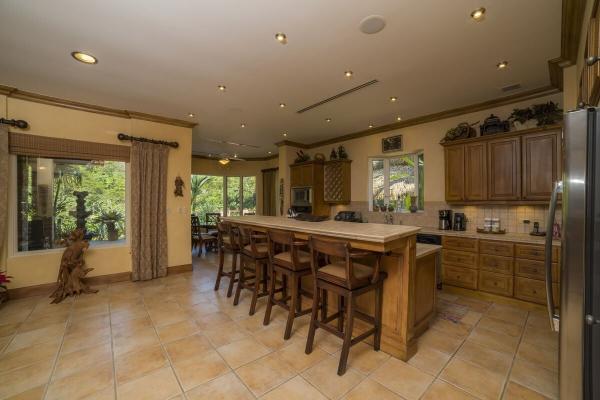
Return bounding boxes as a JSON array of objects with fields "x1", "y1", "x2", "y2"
[
  {"x1": 266, "y1": 229, "x2": 305, "y2": 267},
  {"x1": 308, "y1": 236, "x2": 366, "y2": 289},
  {"x1": 217, "y1": 221, "x2": 238, "y2": 250},
  {"x1": 238, "y1": 226, "x2": 264, "y2": 256}
]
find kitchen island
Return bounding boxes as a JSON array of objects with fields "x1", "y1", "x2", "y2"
[{"x1": 222, "y1": 215, "x2": 435, "y2": 360}]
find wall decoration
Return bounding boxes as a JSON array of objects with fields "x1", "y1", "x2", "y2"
[
  {"x1": 174, "y1": 176, "x2": 185, "y2": 197},
  {"x1": 314, "y1": 152, "x2": 326, "y2": 162},
  {"x1": 294, "y1": 150, "x2": 310, "y2": 163},
  {"x1": 509, "y1": 101, "x2": 563, "y2": 130},
  {"x1": 50, "y1": 229, "x2": 98, "y2": 303},
  {"x1": 279, "y1": 178, "x2": 284, "y2": 216},
  {"x1": 382, "y1": 134, "x2": 404, "y2": 152},
  {"x1": 479, "y1": 114, "x2": 510, "y2": 136},
  {"x1": 337, "y1": 145, "x2": 348, "y2": 159},
  {"x1": 330, "y1": 148, "x2": 338, "y2": 160},
  {"x1": 439, "y1": 122, "x2": 477, "y2": 144}
]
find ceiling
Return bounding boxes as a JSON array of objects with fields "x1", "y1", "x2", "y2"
[{"x1": 0, "y1": 0, "x2": 561, "y2": 157}]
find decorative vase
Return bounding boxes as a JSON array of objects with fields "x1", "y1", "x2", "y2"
[
  {"x1": 105, "y1": 221, "x2": 119, "y2": 241},
  {"x1": 513, "y1": 120, "x2": 537, "y2": 131},
  {"x1": 409, "y1": 196, "x2": 418, "y2": 213}
]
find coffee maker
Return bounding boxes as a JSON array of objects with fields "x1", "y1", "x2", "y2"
[
  {"x1": 438, "y1": 210, "x2": 452, "y2": 230},
  {"x1": 453, "y1": 212, "x2": 467, "y2": 231}
]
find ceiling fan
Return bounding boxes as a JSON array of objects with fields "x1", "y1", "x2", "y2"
[{"x1": 193, "y1": 151, "x2": 245, "y2": 165}]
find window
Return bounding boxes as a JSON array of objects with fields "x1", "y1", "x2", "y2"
[
  {"x1": 15, "y1": 155, "x2": 127, "y2": 252},
  {"x1": 190, "y1": 174, "x2": 256, "y2": 219},
  {"x1": 368, "y1": 152, "x2": 424, "y2": 212}
]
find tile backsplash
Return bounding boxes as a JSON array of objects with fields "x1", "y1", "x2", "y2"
[{"x1": 331, "y1": 201, "x2": 562, "y2": 234}]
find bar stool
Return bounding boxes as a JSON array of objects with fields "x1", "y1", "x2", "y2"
[
  {"x1": 305, "y1": 236, "x2": 386, "y2": 376},
  {"x1": 263, "y1": 229, "x2": 313, "y2": 340},
  {"x1": 214, "y1": 221, "x2": 240, "y2": 297},
  {"x1": 233, "y1": 226, "x2": 270, "y2": 315}
]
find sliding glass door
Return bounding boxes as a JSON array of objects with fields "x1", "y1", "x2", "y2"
[{"x1": 191, "y1": 174, "x2": 256, "y2": 220}]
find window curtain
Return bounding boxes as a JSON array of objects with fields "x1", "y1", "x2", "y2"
[
  {"x1": 0, "y1": 127, "x2": 8, "y2": 269},
  {"x1": 130, "y1": 141, "x2": 169, "y2": 281},
  {"x1": 262, "y1": 168, "x2": 277, "y2": 216}
]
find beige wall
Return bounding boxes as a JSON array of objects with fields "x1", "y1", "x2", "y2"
[
  {"x1": 191, "y1": 156, "x2": 278, "y2": 215},
  {"x1": 3, "y1": 97, "x2": 192, "y2": 288}
]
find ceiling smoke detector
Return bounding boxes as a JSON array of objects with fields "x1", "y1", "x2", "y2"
[{"x1": 359, "y1": 15, "x2": 386, "y2": 34}]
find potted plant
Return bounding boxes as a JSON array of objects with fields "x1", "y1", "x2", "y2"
[
  {"x1": 99, "y1": 210, "x2": 122, "y2": 241},
  {"x1": 0, "y1": 272, "x2": 11, "y2": 304},
  {"x1": 509, "y1": 107, "x2": 535, "y2": 130},
  {"x1": 532, "y1": 101, "x2": 563, "y2": 126}
]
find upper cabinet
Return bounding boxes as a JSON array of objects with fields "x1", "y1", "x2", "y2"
[
  {"x1": 290, "y1": 163, "x2": 314, "y2": 187},
  {"x1": 442, "y1": 126, "x2": 562, "y2": 204},
  {"x1": 324, "y1": 160, "x2": 352, "y2": 204}
]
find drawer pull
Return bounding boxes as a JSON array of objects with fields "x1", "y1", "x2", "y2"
[
  {"x1": 494, "y1": 282, "x2": 498, "y2": 286},
  {"x1": 532, "y1": 289, "x2": 537, "y2": 294}
]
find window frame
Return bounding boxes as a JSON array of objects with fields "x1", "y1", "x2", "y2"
[
  {"x1": 8, "y1": 155, "x2": 131, "y2": 256},
  {"x1": 367, "y1": 151, "x2": 424, "y2": 212},
  {"x1": 191, "y1": 174, "x2": 256, "y2": 217}
]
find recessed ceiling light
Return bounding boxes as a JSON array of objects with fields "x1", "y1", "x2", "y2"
[
  {"x1": 325, "y1": 118, "x2": 332, "y2": 122},
  {"x1": 268, "y1": 151, "x2": 272, "y2": 154},
  {"x1": 217, "y1": 85, "x2": 226, "y2": 91},
  {"x1": 470, "y1": 7, "x2": 486, "y2": 21},
  {"x1": 219, "y1": 158, "x2": 230, "y2": 165},
  {"x1": 396, "y1": 116, "x2": 402, "y2": 121},
  {"x1": 359, "y1": 15, "x2": 386, "y2": 34},
  {"x1": 344, "y1": 70, "x2": 353, "y2": 78},
  {"x1": 188, "y1": 113, "x2": 195, "y2": 118},
  {"x1": 390, "y1": 96, "x2": 398, "y2": 102},
  {"x1": 283, "y1": 132, "x2": 288, "y2": 137},
  {"x1": 368, "y1": 124, "x2": 374, "y2": 128},
  {"x1": 496, "y1": 61, "x2": 508, "y2": 69},
  {"x1": 279, "y1": 103, "x2": 286, "y2": 108},
  {"x1": 275, "y1": 32, "x2": 287, "y2": 44},
  {"x1": 240, "y1": 123, "x2": 246, "y2": 128},
  {"x1": 233, "y1": 154, "x2": 238, "y2": 158},
  {"x1": 71, "y1": 51, "x2": 97, "y2": 64}
]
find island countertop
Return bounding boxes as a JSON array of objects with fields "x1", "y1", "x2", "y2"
[{"x1": 221, "y1": 216, "x2": 421, "y2": 244}]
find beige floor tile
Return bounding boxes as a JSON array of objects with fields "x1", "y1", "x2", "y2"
[
  {"x1": 429, "y1": 318, "x2": 473, "y2": 339},
  {"x1": 0, "y1": 338, "x2": 61, "y2": 374},
  {"x1": 516, "y1": 341, "x2": 558, "y2": 372},
  {"x1": 53, "y1": 342, "x2": 113, "y2": 380},
  {"x1": 195, "y1": 311, "x2": 233, "y2": 329},
  {"x1": 309, "y1": 328, "x2": 344, "y2": 354},
  {"x1": 421, "y1": 379, "x2": 479, "y2": 400},
  {"x1": 408, "y1": 345, "x2": 452, "y2": 376},
  {"x1": 111, "y1": 315, "x2": 154, "y2": 336},
  {"x1": 148, "y1": 307, "x2": 189, "y2": 328},
  {"x1": 371, "y1": 357, "x2": 434, "y2": 400},
  {"x1": 503, "y1": 381, "x2": 552, "y2": 400},
  {"x1": 526, "y1": 311, "x2": 552, "y2": 330},
  {"x1": 261, "y1": 375, "x2": 327, "y2": 400},
  {"x1": 453, "y1": 296, "x2": 492, "y2": 313},
  {"x1": 485, "y1": 304, "x2": 528, "y2": 326},
  {"x1": 61, "y1": 326, "x2": 111, "y2": 355},
  {"x1": 477, "y1": 315, "x2": 524, "y2": 338},
  {"x1": 467, "y1": 326, "x2": 520, "y2": 355},
  {"x1": 418, "y1": 328, "x2": 464, "y2": 355},
  {"x1": 18, "y1": 311, "x2": 71, "y2": 333},
  {"x1": 509, "y1": 359, "x2": 558, "y2": 400},
  {"x1": 115, "y1": 345, "x2": 169, "y2": 384},
  {"x1": 67, "y1": 314, "x2": 110, "y2": 336},
  {"x1": 204, "y1": 321, "x2": 251, "y2": 347},
  {"x1": 342, "y1": 378, "x2": 404, "y2": 400},
  {"x1": 185, "y1": 372, "x2": 254, "y2": 400},
  {"x1": 0, "y1": 322, "x2": 21, "y2": 338},
  {"x1": 117, "y1": 366, "x2": 181, "y2": 400},
  {"x1": 0, "y1": 358, "x2": 54, "y2": 399},
  {"x1": 521, "y1": 325, "x2": 558, "y2": 352},
  {"x1": 172, "y1": 350, "x2": 230, "y2": 390},
  {"x1": 110, "y1": 307, "x2": 148, "y2": 325},
  {"x1": 113, "y1": 326, "x2": 160, "y2": 356},
  {"x1": 302, "y1": 356, "x2": 364, "y2": 399},
  {"x1": 156, "y1": 320, "x2": 200, "y2": 343},
  {"x1": 440, "y1": 358, "x2": 506, "y2": 400},
  {"x1": 3, "y1": 385, "x2": 46, "y2": 400},
  {"x1": 236, "y1": 312, "x2": 272, "y2": 333},
  {"x1": 5, "y1": 322, "x2": 66, "y2": 352},
  {"x1": 217, "y1": 336, "x2": 271, "y2": 369},
  {"x1": 80, "y1": 386, "x2": 115, "y2": 400},
  {"x1": 46, "y1": 360, "x2": 114, "y2": 400},
  {"x1": 455, "y1": 340, "x2": 513, "y2": 375},
  {"x1": 236, "y1": 352, "x2": 296, "y2": 397},
  {"x1": 460, "y1": 311, "x2": 483, "y2": 327},
  {"x1": 253, "y1": 322, "x2": 296, "y2": 350},
  {"x1": 277, "y1": 339, "x2": 329, "y2": 373},
  {"x1": 165, "y1": 333, "x2": 213, "y2": 364},
  {"x1": 333, "y1": 342, "x2": 390, "y2": 375}
]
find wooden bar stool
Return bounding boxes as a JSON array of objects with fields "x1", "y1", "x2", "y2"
[
  {"x1": 214, "y1": 221, "x2": 240, "y2": 297},
  {"x1": 263, "y1": 229, "x2": 313, "y2": 340},
  {"x1": 233, "y1": 226, "x2": 270, "y2": 315},
  {"x1": 305, "y1": 236, "x2": 386, "y2": 376}
]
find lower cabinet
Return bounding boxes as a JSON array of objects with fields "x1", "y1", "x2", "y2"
[{"x1": 442, "y1": 237, "x2": 560, "y2": 306}]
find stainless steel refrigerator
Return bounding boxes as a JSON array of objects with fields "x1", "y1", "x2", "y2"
[{"x1": 546, "y1": 107, "x2": 600, "y2": 399}]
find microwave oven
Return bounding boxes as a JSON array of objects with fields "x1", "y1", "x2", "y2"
[{"x1": 291, "y1": 186, "x2": 312, "y2": 206}]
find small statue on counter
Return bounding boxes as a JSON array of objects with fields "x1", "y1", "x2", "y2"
[
  {"x1": 330, "y1": 148, "x2": 338, "y2": 160},
  {"x1": 337, "y1": 145, "x2": 348, "y2": 159}
]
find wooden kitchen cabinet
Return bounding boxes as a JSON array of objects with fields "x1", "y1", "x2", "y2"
[
  {"x1": 289, "y1": 161, "x2": 329, "y2": 216},
  {"x1": 324, "y1": 160, "x2": 352, "y2": 203},
  {"x1": 465, "y1": 142, "x2": 488, "y2": 201},
  {"x1": 488, "y1": 136, "x2": 521, "y2": 201},
  {"x1": 290, "y1": 163, "x2": 314, "y2": 187},
  {"x1": 522, "y1": 132, "x2": 561, "y2": 200},
  {"x1": 444, "y1": 145, "x2": 465, "y2": 201}
]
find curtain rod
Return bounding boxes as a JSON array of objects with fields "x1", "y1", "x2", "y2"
[
  {"x1": 0, "y1": 118, "x2": 29, "y2": 129},
  {"x1": 117, "y1": 133, "x2": 179, "y2": 148}
]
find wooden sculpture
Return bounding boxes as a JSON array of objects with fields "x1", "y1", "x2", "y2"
[{"x1": 50, "y1": 228, "x2": 98, "y2": 303}]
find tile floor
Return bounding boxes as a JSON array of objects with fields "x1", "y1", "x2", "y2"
[{"x1": 0, "y1": 252, "x2": 559, "y2": 400}]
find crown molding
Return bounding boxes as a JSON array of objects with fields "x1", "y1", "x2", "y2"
[
  {"x1": 0, "y1": 84, "x2": 197, "y2": 128},
  {"x1": 275, "y1": 140, "x2": 308, "y2": 148},
  {"x1": 192, "y1": 154, "x2": 278, "y2": 162}
]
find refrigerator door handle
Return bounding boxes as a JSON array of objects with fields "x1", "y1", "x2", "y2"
[{"x1": 545, "y1": 180, "x2": 562, "y2": 332}]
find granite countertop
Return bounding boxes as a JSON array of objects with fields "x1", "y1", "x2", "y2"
[
  {"x1": 222, "y1": 216, "x2": 421, "y2": 243},
  {"x1": 416, "y1": 243, "x2": 442, "y2": 259},
  {"x1": 419, "y1": 227, "x2": 562, "y2": 246}
]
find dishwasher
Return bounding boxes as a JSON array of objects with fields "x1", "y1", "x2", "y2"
[{"x1": 416, "y1": 233, "x2": 442, "y2": 289}]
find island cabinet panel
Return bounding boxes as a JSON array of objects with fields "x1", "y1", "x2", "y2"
[
  {"x1": 444, "y1": 145, "x2": 465, "y2": 202},
  {"x1": 488, "y1": 136, "x2": 521, "y2": 200},
  {"x1": 464, "y1": 142, "x2": 488, "y2": 201},
  {"x1": 522, "y1": 132, "x2": 560, "y2": 200}
]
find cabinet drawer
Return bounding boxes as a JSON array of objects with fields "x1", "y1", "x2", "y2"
[
  {"x1": 443, "y1": 265, "x2": 478, "y2": 289},
  {"x1": 479, "y1": 254, "x2": 514, "y2": 274},
  {"x1": 479, "y1": 271, "x2": 513, "y2": 297},
  {"x1": 515, "y1": 259, "x2": 560, "y2": 282},
  {"x1": 442, "y1": 249, "x2": 478, "y2": 269},
  {"x1": 515, "y1": 244, "x2": 559, "y2": 262},
  {"x1": 442, "y1": 236, "x2": 478, "y2": 252},
  {"x1": 479, "y1": 240, "x2": 514, "y2": 257},
  {"x1": 514, "y1": 277, "x2": 559, "y2": 305}
]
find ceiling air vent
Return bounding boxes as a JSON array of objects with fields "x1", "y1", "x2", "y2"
[
  {"x1": 296, "y1": 79, "x2": 379, "y2": 113},
  {"x1": 501, "y1": 83, "x2": 522, "y2": 92}
]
